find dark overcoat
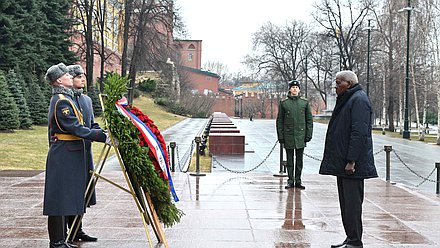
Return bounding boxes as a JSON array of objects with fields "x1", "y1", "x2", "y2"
[
  {"x1": 43, "y1": 90, "x2": 106, "y2": 216},
  {"x1": 276, "y1": 93, "x2": 313, "y2": 149},
  {"x1": 76, "y1": 93, "x2": 100, "y2": 205},
  {"x1": 319, "y1": 85, "x2": 378, "y2": 179}
]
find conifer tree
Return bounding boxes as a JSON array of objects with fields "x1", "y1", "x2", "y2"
[
  {"x1": 27, "y1": 74, "x2": 48, "y2": 125},
  {"x1": 6, "y1": 70, "x2": 32, "y2": 128},
  {"x1": 0, "y1": 71, "x2": 20, "y2": 131},
  {"x1": 0, "y1": 0, "x2": 76, "y2": 78}
]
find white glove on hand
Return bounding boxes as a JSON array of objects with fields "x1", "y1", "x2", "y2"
[
  {"x1": 105, "y1": 132, "x2": 119, "y2": 147},
  {"x1": 105, "y1": 132, "x2": 112, "y2": 145}
]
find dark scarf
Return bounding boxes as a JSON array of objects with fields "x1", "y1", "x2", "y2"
[
  {"x1": 328, "y1": 84, "x2": 363, "y2": 126},
  {"x1": 52, "y1": 86, "x2": 74, "y2": 99}
]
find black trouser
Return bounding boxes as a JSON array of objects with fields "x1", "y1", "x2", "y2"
[
  {"x1": 285, "y1": 148, "x2": 304, "y2": 186},
  {"x1": 48, "y1": 216, "x2": 66, "y2": 243},
  {"x1": 337, "y1": 177, "x2": 364, "y2": 246}
]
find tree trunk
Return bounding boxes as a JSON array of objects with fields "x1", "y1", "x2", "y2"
[
  {"x1": 99, "y1": 0, "x2": 107, "y2": 93},
  {"x1": 121, "y1": 0, "x2": 133, "y2": 77},
  {"x1": 85, "y1": 0, "x2": 94, "y2": 92}
]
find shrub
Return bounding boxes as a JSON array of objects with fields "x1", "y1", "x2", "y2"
[{"x1": 138, "y1": 78, "x2": 156, "y2": 93}]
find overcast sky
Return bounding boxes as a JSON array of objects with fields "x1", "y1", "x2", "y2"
[{"x1": 176, "y1": 0, "x2": 315, "y2": 74}]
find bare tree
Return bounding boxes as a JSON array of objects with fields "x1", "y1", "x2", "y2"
[
  {"x1": 71, "y1": 0, "x2": 96, "y2": 92},
  {"x1": 245, "y1": 20, "x2": 310, "y2": 85},
  {"x1": 203, "y1": 61, "x2": 231, "y2": 84},
  {"x1": 125, "y1": 0, "x2": 185, "y2": 104},
  {"x1": 312, "y1": 0, "x2": 374, "y2": 70}
]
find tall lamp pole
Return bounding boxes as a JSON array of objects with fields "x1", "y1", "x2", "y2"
[
  {"x1": 400, "y1": 0, "x2": 413, "y2": 139},
  {"x1": 366, "y1": 19, "x2": 372, "y2": 96}
]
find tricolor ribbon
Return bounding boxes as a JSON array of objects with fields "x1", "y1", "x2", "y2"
[{"x1": 115, "y1": 97, "x2": 179, "y2": 202}]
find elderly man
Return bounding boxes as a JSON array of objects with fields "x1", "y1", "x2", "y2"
[
  {"x1": 43, "y1": 63, "x2": 108, "y2": 248},
  {"x1": 319, "y1": 70, "x2": 378, "y2": 248}
]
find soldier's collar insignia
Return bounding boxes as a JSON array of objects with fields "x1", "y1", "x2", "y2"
[{"x1": 62, "y1": 107, "x2": 70, "y2": 116}]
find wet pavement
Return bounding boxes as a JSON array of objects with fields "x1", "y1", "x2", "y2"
[{"x1": 1, "y1": 118, "x2": 440, "y2": 247}]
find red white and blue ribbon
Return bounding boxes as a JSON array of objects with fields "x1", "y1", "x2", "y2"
[{"x1": 115, "y1": 97, "x2": 179, "y2": 202}]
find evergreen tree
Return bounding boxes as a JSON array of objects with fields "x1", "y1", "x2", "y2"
[
  {"x1": 87, "y1": 85, "x2": 103, "y2": 117},
  {"x1": 27, "y1": 74, "x2": 48, "y2": 125},
  {"x1": 0, "y1": 71, "x2": 20, "y2": 131},
  {"x1": 0, "y1": 0, "x2": 76, "y2": 79},
  {"x1": 6, "y1": 70, "x2": 32, "y2": 128}
]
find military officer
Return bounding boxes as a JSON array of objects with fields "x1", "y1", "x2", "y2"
[
  {"x1": 65, "y1": 64, "x2": 100, "y2": 242},
  {"x1": 43, "y1": 63, "x2": 108, "y2": 248},
  {"x1": 276, "y1": 80, "x2": 313, "y2": 190}
]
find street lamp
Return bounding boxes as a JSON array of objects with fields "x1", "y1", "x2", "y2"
[
  {"x1": 399, "y1": 0, "x2": 419, "y2": 139},
  {"x1": 364, "y1": 19, "x2": 373, "y2": 96}
]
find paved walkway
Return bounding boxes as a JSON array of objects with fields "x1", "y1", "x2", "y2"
[
  {"x1": 1, "y1": 118, "x2": 440, "y2": 247},
  {"x1": 1, "y1": 170, "x2": 440, "y2": 248}
]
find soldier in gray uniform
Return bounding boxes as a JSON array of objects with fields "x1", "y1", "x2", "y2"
[
  {"x1": 65, "y1": 64, "x2": 100, "y2": 242},
  {"x1": 276, "y1": 80, "x2": 313, "y2": 190},
  {"x1": 43, "y1": 63, "x2": 108, "y2": 248}
]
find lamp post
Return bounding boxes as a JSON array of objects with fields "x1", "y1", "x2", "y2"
[
  {"x1": 399, "y1": 0, "x2": 414, "y2": 139},
  {"x1": 365, "y1": 19, "x2": 372, "y2": 96}
]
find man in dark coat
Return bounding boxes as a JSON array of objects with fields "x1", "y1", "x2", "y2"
[
  {"x1": 66, "y1": 64, "x2": 100, "y2": 242},
  {"x1": 276, "y1": 80, "x2": 313, "y2": 190},
  {"x1": 43, "y1": 63, "x2": 108, "y2": 248},
  {"x1": 319, "y1": 70, "x2": 378, "y2": 248}
]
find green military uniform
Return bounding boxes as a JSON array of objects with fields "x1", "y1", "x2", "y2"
[{"x1": 276, "y1": 92, "x2": 313, "y2": 187}]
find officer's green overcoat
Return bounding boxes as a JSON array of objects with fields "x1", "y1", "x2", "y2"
[{"x1": 276, "y1": 93, "x2": 313, "y2": 149}]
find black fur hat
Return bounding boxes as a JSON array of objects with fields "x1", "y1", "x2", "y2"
[{"x1": 67, "y1": 64, "x2": 85, "y2": 78}]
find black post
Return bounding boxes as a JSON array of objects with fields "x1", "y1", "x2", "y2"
[
  {"x1": 270, "y1": 96, "x2": 273, "y2": 119},
  {"x1": 190, "y1": 137, "x2": 206, "y2": 176},
  {"x1": 384, "y1": 145, "x2": 392, "y2": 182},
  {"x1": 305, "y1": 56, "x2": 308, "y2": 98},
  {"x1": 234, "y1": 97, "x2": 237, "y2": 117},
  {"x1": 366, "y1": 19, "x2": 371, "y2": 96},
  {"x1": 436, "y1": 162, "x2": 440, "y2": 194},
  {"x1": 403, "y1": 0, "x2": 412, "y2": 139},
  {"x1": 273, "y1": 142, "x2": 287, "y2": 177},
  {"x1": 170, "y1": 142, "x2": 176, "y2": 172},
  {"x1": 240, "y1": 97, "x2": 243, "y2": 119}
]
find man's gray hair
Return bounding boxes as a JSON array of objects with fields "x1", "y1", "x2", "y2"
[{"x1": 336, "y1": 70, "x2": 358, "y2": 85}]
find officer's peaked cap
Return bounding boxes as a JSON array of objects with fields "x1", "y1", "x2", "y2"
[{"x1": 288, "y1": 80, "x2": 300, "y2": 89}]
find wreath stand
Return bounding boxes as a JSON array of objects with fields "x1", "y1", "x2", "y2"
[{"x1": 66, "y1": 95, "x2": 169, "y2": 248}]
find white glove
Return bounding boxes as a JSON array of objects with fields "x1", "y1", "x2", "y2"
[
  {"x1": 105, "y1": 132, "x2": 119, "y2": 146},
  {"x1": 105, "y1": 132, "x2": 112, "y2": 145}
]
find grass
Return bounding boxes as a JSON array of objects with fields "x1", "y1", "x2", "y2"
[
  {"x1": 0, "y1": 95, "x2": 186, "y2": 170},
  {"x1": 373, "y1": 129, "x2": 439, "y2": 144},
  {"x1": 188, "y1": 153, "x2": 212, "y2": 173}
]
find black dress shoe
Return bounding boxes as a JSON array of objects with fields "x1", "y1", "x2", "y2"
[
  {"x1": 75, "y1": 232, "x2": 98, "y2": 242},
  {"x1": 285, "y1": 184, "x2": 295, "y2": 189},
  {"x1": 295, "y1": 184, "x2": 305, "y2": 190},
  {"x1": 331, "y1": 242, "x2": 347, "y2": 248},
  {"x1": 338, "y1": 245, "x2": 363, "y2": 248},
  {"x1": 49, "y1": 241, "x2": 70, "y2": 248}
]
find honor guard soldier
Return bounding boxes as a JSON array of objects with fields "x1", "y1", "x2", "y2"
[
  {"x1": 65, "y1": 64, "x2": 99, "y2": 242},
  {"x1": 276, "y1": 80, "x2": 313, "y2": 190},
  {"x1": 42, "y1": 63, "x2": 109, "y2": 248}
]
